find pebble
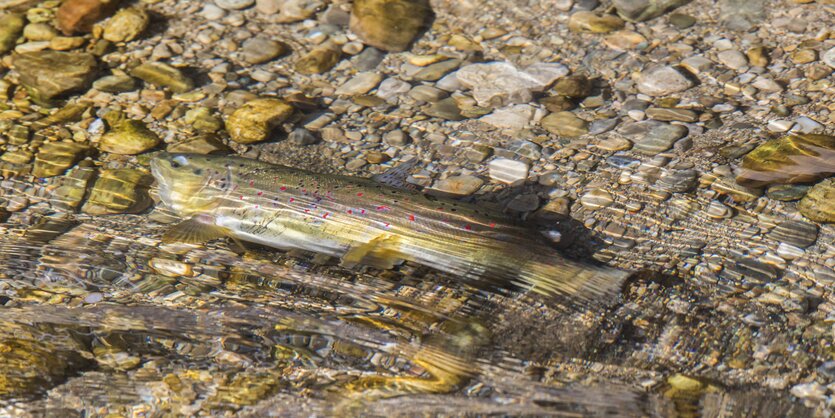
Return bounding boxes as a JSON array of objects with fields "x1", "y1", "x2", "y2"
[
  {"x1": 506, "y1": 194, "x2": 540, "y2": 213},
  {"x1": 456, "y1": 61, "x2": 567, "y2": 107},
  {"x1": 719, "y1": 0, "x2": 765, "y2": 31},
  {"x1": 23, "y1": 23, "x2": 58, "y2": 42},
  {"x1": 540, "y1": 111, "x2": 588, "y2": 137},
  {"x1": 580, "y1": 188, "x2": 614, "y2": 209},
  {"x1": 424, "y1": 98, "x2": 464, "y2": 120},
  {"x1": 11, "y1": 51, "x2": 98, "y2": 103},
  {"x1": 82, "y1": 168, "x2": 153, "y2": 214},
  {"x1": 798, "y1": 178, "x2": 835, "y2": 223},
  {"x1": 240, "y1": 38, "x2": 289, "y2": 64},
  {"x1": 768, "y1": 220, "x2": 818, "y2": 248},
  {"x1": 568, "y1": 11, "x2": 625, "y2": 33},
  {"x1": 747, "y1": 46, "x2": 769, "y2": 67},
  {"x1": 636, "y1": 66, "x2": 694, "y2": 96},
  {"x1": 295, "y1": 45, "x2": 341, "y2": 74},
  {"x1": 717, "y1": 49, "x2": 747, "y2": 70},
  {"x1": 488, "y1": 158, "x2": 529, "y2": 184},
  {"x1": 93, "y1": 74, "x2": 137, "y2": 93},
  {"x1": 679, "y1": 55, "x2": 713, "y2": 75},
  {"x1": 214, "y1": 0, "x2": 254, "y2": 10},
  {"x1": 350, "y1": 0, "x2": 430, "y2": 52},
  {"x1": 736, "y1": 134, "x2": 835, "y2": 187},
  {"x1": 130, "y1": 62, "x2": 194, "y2": 93},
  {"x1": 430, "y1": 175, "x2": 484, "y2": 197},
  {"x1": 273, "y1": 0, "x2": 326, "y2": 23},
  {"x1": 790, "y1": 382, "x2": 826, "y2": 401},
  {"x1": 335, "y1": 72, "x2": 383, "y2": 96},
  {"x1": 0, "y1": 14, "x2": 25, "y2": 54},
  {"x1": 376, "y1": 77, "x2": 411, "y2": 102},
  {"x1": 102, "y1": 7, "x2": 149, "y2": 43},
  {"x1": 767, "y1": 120, "x2": 794, "y2": 133},
  {"x1": 765, "y1": 184, "x2": 809, "y2": 201},
  {"x1": 167, "y1": 134, "x2": 232, "y2": 154},
  {"x1": 288, "y1": 128, "x2": 318, "y2": 146},
  {"x1": 823, "y1": 47, "x2": 835, "y2": 69},
  {"x1": 645, "y1": 107, "x2": 698, "y2": 122},
  {"x1": 613, "y1": 0, "x2": 690, "y2": 22},
  {"x1": 57, "y1": 0, "x2": 119, "y2": 34},
  {"x1": 200, "y1": 4, "x2": 226, "y2": 20},
  {"x1": 413, "y1": 59, "x2": 461, "y2": 82},
  {"x1": 226, "y1": 98, "x2": 294, "y2": 144},
  {"x1": 255, "y1": 0, "x2": 281, "y2": 14},
  {"x1": 383, "y1": 129, "x2": 409, "y2": 146},
  {"x1": 32, "y1": 141, "x2": 91, "y2": 177},
  {"x1": 407, "y1": 85, "x2": 447, "y2": 102},
  {"x1": 619, "y1": 120, "x2": 688, "y2": 155},
  {"x1": 603, "y1": 30, "x2": 647, "y2": 50},
  {"x1": 99, "y1": 120, "x2": 160, "y2": 155},
  {"x1": 480, "y1": 105, "x2": 535, "y2": 130}
]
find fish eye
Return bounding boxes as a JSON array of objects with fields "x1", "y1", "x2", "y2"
[{"x1": 171, "y1": 155, "x2": 189, "y2": 168}]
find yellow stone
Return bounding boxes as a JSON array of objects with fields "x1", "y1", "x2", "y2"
[{"x1": 225, "y1": 98, "x2": 294, "y2": 144}]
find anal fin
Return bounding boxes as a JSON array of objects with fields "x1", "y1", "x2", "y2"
[
  {"x1": 341, "y1": 234, "x2": 405, "y2": 270},
  {"x1": 162, "y1": 216, "x2": 233, "y2": 244}
]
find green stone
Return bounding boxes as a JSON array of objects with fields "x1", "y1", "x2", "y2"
[
  {"x1": 130, "y1": 62, "x2": 194, "y2": 93},
  {"x1": 32, "y1": 141, "x2": 92, "y2": 177},
  {"x1": 568, "y1": 11, "x2": 625, "y2": 33},
  {"x1": 0, "y1": 14, "x2": 25, "y2": 54},
  {"x1": 798, "y1": 178, "x2": 835, "y2": 223},
  {"x1": 99, "y1": 120, "x2": 161, "y2": 155},
  {"x1": 736, "y1": 134, "x2": 835, "y2": 187}
]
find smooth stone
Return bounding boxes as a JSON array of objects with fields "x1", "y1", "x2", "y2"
[
  {"x1": 506, "y1": 194, "x2": 540, "y2": 212},
  {"x1": 130, "y1": 62, "x2": 194, "y2": 93},
  {"x1": 645, "y1": 107, "x2": 698, "y2": 122},
  {"x1": 636, "y1": 66, "x2": 694, "y2": 96},
  {"x1": 382, "y1": 129, "x2": 409, "y2": 146},
  {"x1": 456, "y1": 61, "x2": 567, "y2": 107},
  {"x1": 273, "y1": 0, "x2": 325, "y2": 23},
  {"x1": 424, "y1": 97, "x2": 464, "y2": 120},
  {"x1": 679, "y1": 55, "x2": 713, "y2": 75},
  {"x1": 765, "y1": 184, "x2": 809, "y2": 201},
  {"x1": 480, "y1": 105, "x2": 535, "y2": 130},
  {"x1": 553, "y1": 75, "x2": 591, "y2": 98},
  {"x1": 719, "y1": 0, "x2": 765, "y2": 31},
  {"x1": 82, "y1": 168, "x2": 153, "y2": 214},
  {"x1": 668, "y1": 13, "x2": 695, "y2": 28},
  {"x1": 354, "y1": 46, "x2": 385, "y2": 71},
  {"x1": 799, "y1": 179, "x2": 835, "y2": 223},
  {"x1": 225, "y1": 98, "x2": 294, "y2": 144},
  {"x1": 790, "y1": 383, "x2": 826, "y2": 401},
  {"x1": 375, "y1": 77, "x2": 412, "y2": 102},
  {"x1": 792, "y1": 116, "x2": 825, "y2": 135},
  {"x1": 295, "y1": 45, "x2": 341, "y2": 74},
  {"x1": 167, "y1": 134, "x2": 232, "y2": 154},
  {"x1": 603, "y1": 30, "x2": 647, "y2": 50},
  {"x1": 350, "y1": 0, "x2": 430, "y2": 52},
  {"x1": 32, "y1": 141, "x2": 92, "y2": 177},
  {"x1": 747, "y1": 46, "x2": 769, "y2": 67},
  {"x1": 413, "y1": 59, "x2": 461, "y2": 82},
  {"x1": 240, "y1": 38, "x2": 289, "y2": 64},
  {"x1": 580, "y1": 188, "x2": 614, "y2": 209},
  {"x1": 57, "y1": 0, "x2": 119, "y2": 35},
  {"x1": 335, "y1": 72, "x2": 383, "y2": 96},
  {"x1": 23, "y1": 22, "x2": 57, "y2": 42},
  {"x1": 541, "y1": 111, "x2": 588, "y2": 137},
  {"x1": 214, "y1": 0, "x2": 254, "y2": 10},
  {"x1": 768, "y1": 220, "x2": 818, "y2": 248},
  {"x1": 613, "y1": 0, "x2": 691, "y2": 22},
  {"x1": 657, "y1": 168, "x2": 698, "y2": 192},
  {"x1": 200, "y1": 4, "x2": 226, "y2": 19},
  {"x1": 49, "y1": 36, "x2": 86, "y2": 51},
  {"x1": 619, "y1": 120, "x2": 688, "y2": 155},
  {"x1": 99, "y1": 120, "x2": 160, "y2": 155},
  {"x1": 11, "y1": 51, "x2": 98, "y2": 103},
  {"x1": 568, "y1": 11, "x2": 625, "y2": 33},
  {"x1": 102, "y1": 7, "x2": 148, "y2": 43},
  {"x1": 736, "y1": 134, "x2": 835, "y2": 187},
  {"x1": 288, "y1": 128, "x2": 319, "y2": 146},
  {"x1": 488, "y1": 158, "x2": 529, "y2": 184},
  {"x1": 822, "y1": 47, "x2": 835, "y2": 69},
  {"x1": 255, "y1": 0, "x2": 281, "y2": 14},
  {"x1": 539, "y1": 95, "x2": 575, "y2": 112},
  {"x1": 184, "y1": 107, "x2": 223, "y2": 133},
  {"x1": 407, "y1": 85, "x2": 447, "y2": 102},
  {"x1": 430, "y1": 175, "x2": 484, "y2": 197},
  {"x1": 717, "y1": 49, "x2": 747, "y2": 70},
  {"x1": 0, "y1": 14, "x2": 25, "y2": 54},
  {"x1": 92, "y1": 74, "x2": 136, "y2": 92}
]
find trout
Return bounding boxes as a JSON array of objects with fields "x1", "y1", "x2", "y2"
[{"x1": 151, "y1": 153, "x2": 629, "y2": 303}]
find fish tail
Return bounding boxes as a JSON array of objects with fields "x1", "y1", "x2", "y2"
[{"x1": 512, "y1": 255, "x2": 630, "y2": 304}]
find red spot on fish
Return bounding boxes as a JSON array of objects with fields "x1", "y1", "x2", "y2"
[
  {"x1": 257, "y1": 191, "x2": 263, "y2": 196},
  {"x1": 465, "y1": 225, "x2": 472, "y2": 230},
  {"x1": 347, "y1": 209, "x2": 353, "y2": 214},
  {"x1": 323, "y1": 212, "x2": 329, "y2": 219},
  {"x1": 304, "y1": 209, "x2": 310, "y2": 213},
  {"x1": 376, "y1": 205, "x2": 389, "y2": 211},
  {"x1": 360, "y1": 209, "x2": 366, "y2": 214},
  {"x1": 409, "y1": 214, "x2": 415, "y2": 222},
  {"x1": 384, "y1": 223, "x2": 390, "y2": 228},
  {"x1": 289, "y1": 198, "x2": 295, "y2": 203},
  {"x1": 357, "y1": 192, "x2": 363, "y2": 197},
  {"x1": 489, "y1": 223, "x2": 496, "y2": 228},
  {"x1": 249, "y1": 180, "x2": 254, "y2": 186},
  {"x1": 239, "y1": 195, "x2": 244, "y2": 200},
  {"x1": 280, "y1": 186, "x2": 287, "y2": 191}
]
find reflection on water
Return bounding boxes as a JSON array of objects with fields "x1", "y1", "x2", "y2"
[{"x1": 0, "y1": 205, "x2": 812, "y2": 416}]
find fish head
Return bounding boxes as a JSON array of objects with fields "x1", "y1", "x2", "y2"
[{"x1": 151, "y1": 153, "x2": 233, "y2": 216}]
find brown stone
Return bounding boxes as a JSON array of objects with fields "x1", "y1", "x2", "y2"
[{"x1": 56, "y1": 0, "x2": 120, "y2": 35}]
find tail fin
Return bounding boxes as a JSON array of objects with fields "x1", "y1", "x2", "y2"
[{"x1": 512, "y1": 255, "x2": 630, "y2": 305}]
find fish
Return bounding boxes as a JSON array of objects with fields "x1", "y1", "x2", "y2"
[{"x1": 150, "y1": 153, "x2": 630, "y2": 304}]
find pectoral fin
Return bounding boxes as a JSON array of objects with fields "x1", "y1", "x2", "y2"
[
  {"x1": 162, "y1": 216, "x2": 233, "y2": 244},
  {"x1": 341, "y1": 234, "x2": 405, "y2": 270},
  {"x1": 372, "y1": 157, "x2": 422, "y2": 191}
]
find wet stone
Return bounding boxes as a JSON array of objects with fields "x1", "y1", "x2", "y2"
[
  {"x1": 130, "y1": 62, "x2": 194, "y2": 93},
  {"x1": 413, "y1": 59, "x2": 461, "y2": 82},
  {"x1": 721, "y1": 256, "x2": 779, "y2": 286},
  {"x1": 225, "y1": 98, "x2": 294, "y2": 144},
  {"x1": 798, "y1": 178, "x2": 835, "y2": 224},
  {"x1": 553, "y1": 75, "x2": 591, "y2": 98},
  {"x1": 430, "y1": 175, "x2": 484, "y2": 197},
  {"x1": 102, "y1": 7, "x2": 149, "y2": 43},
  {"x1": 765, "y1": 184, "x2": 809, "y2": 201},
  {"x1": 719, "y1": 0, "x2": 765, "y2": 31},
  {"x1": 541, "y1": 111, "x2": 588, "y2": 137},
  {"x1": 580, "y1": 188, "x2": 614, "y2": 209},
  {"x1": 350, "y1": 0, "x2": 431, "y2": 52},
  {"x1": 424, "y1": 98, "x2": 464, "y2": 121},
  {"x1": 768, "y1": 220, "x2": 818, "y2": 249},
  {"x1": 657, "y1": 169, "x2": 698, "y2": 193},
  {"x1": 240, "y1": 38, "x2": 289, "y2": 64},
  {"x1": 295, "y1": 45, "x2": 341, "y2": 74},
  {"x1": 11, "y1": 51, "x2": 98, "y2": 103},
  {"x1": 668, "y1": 13, "x2": 695, "y2": 28},
  {"x1": 619, "y1": 120, "x2": 688, "y2": 155},
  {"x1": 645, "y1": 107, "x2": 698, "y2": 122},
  {"x1": 93, "y1": 74, "x2": 136, "y2": 93},
  {"x1": 288, "y1": 128, "x2": 318, "y2": 146},
  {"x1": 736, "y1": 134, "x2": 835, "y2": 187},
  {"x1": 99, "y1": 120, "x2": 161, "y2": 155},
  {"x1": 215, "y1": 0, "x2": 255, "y2": 10},
  {"x1": 456, "y1": 61, "x2": 568, "y2": 108},
  {"x1": 823, "y1": 47, "x2": 835, "y2": 69},
  {"x1": 636, "y1": 66, "x2": 694, "y2": 96},
  {"x1": 82, "y1": 168, "x2": 154, "y2": 215},
  {"x1": 335, "y1": 72, "x2": 383, "y2": 96},
  {"x1": 167, "y1": 134, "x2": 232, "y2": 154},
  {"x1": 568, "y1": 11, "x2": 624, "y2": 33},
  {"x1": 0, "y1": 14, "x2": 25, "y2": 55},
  {"x1": 613, "y1": 0, "x2": 690, "y2": 22},
  {"x1": 488, "y1": 158, "x2": 529, "y2": 184},
  {"x1": 33, "y1": 141, "x2": 92, "y2": 177},
  {"x1": 57, "y1": 0, "x2": 120, "y2": 34}
]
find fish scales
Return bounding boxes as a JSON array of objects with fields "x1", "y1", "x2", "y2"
[{"x1": 151, "y1": 153, "x2": 629, "y2": 303}]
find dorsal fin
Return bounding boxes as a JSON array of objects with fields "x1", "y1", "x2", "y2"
[{"x1": 372, "y1": 157, "x2": 422, "y2": 191}]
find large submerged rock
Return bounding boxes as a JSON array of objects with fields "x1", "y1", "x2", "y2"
[
  {"x1": 11, "y1": 51, "x2": 98, "y2": 104},
  {"x1": 798, "y1": 178, "x2": 835, "y2": 224},
  {"x1": 736, "y1": 134, "x2": 835, "y2": 187},
  {"x1": 350, "y1": 0, "x2": 431, "y2": 52}
]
